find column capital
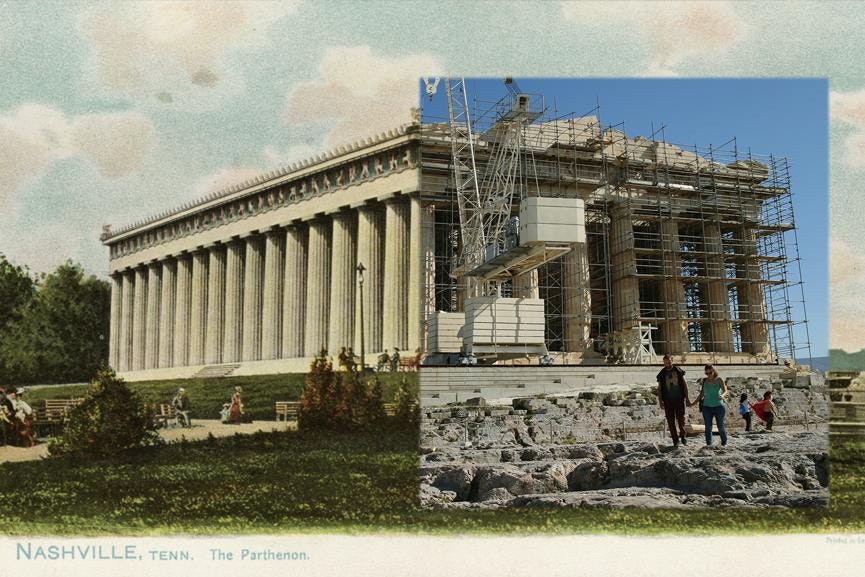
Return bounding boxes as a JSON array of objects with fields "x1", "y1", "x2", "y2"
[
  {"x1": 381, "y1": 192, "x2": 404, "y2": 204},
  {"x1": 329, "y1": 207, "x2": 356, "y2": 221},
  {"x1": 264, "y1": 225, "x2": 284, "y2": 238}
]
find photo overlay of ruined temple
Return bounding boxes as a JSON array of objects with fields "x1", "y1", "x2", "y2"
[{"x1": 417, "y1": 78, "x2": 827, "y2": 510}]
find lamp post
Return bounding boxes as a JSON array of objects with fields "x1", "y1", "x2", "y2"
[{"x1": 356, "y1": 262, "x2": 366, "y2": 371}]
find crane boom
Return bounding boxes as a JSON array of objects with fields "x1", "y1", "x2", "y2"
[{"x1": 444, "y1": 79, "x2": 485, "y2": 272}]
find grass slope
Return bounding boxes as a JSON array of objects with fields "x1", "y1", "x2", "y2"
[
  {"x1": 23, "y1": 372, "x2": 412, "y2": 421},
  {"x1": 2, "y1": 429, "x2": 865, "y2": 536}
]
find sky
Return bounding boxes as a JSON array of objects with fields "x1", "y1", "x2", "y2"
[
  {"x1": 1, "y1": 1, "x2": 864, "y2": 354},
  {"x1": 421, "y1": 78, "x2": 827, "y2": 358}
]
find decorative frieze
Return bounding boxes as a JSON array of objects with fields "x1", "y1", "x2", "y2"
[{"x1": 105, "y1": 136, "x2": 417, "y2": 261}]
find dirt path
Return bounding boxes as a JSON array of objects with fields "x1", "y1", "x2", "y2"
[{"x1": 0, "y1": 419, "x2": 295, "y2": 463}]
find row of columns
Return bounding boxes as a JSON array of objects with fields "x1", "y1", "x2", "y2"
[
  {"x1": 605, "y1": 202, "x2": 770, "y2": 356},
  {"x1": 109, "y1": 196, "x2": 425, "y2": 373}
]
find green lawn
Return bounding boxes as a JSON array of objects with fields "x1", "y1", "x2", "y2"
[
  {"x1": 23, "y1": 372, "x2": 412, "y2": 422},
  {"x1": 2, "y1": 427, "x2": 865, "y2": 536}
]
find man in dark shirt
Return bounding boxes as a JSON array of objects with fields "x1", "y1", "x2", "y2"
[{"x1": 657, "y1": 354, "x2": 690, "y2": 447}]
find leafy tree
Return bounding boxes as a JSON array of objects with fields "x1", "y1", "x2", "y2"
[
  {"x1": 48, "y1": 367, "x2": 159, "y2": 458},
  {"x1": 0, "y1": 254, "x2": 35, "y2": 381},
  {"x1": 1, "y1": 261, "x2": 109, "y2": 384}
]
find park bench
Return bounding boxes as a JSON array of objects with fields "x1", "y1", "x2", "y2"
[
  {"x1": 149, "y1": 403, "x2": 177, "y2": 428},
  {"x1": 275, "y1": 401, "x2": 301, "y2": 422},
  {"x1": 34, "y1": 398, "x2": 84, "y2": 436},
  {"x1": 383, "y1": 402, "x2": 398, "y2": 417}
]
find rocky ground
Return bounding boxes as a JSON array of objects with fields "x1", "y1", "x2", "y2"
[
  {"x1": 420, "y1": 430, "x2": 828, "y2": 509},
  {"x1": 420, "y1": 376, "x2": 829, "y2": 509}
]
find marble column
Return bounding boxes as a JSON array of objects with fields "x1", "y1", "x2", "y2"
[
  {"x1": 355, "y1": 205, "x2": 384, "y2": 354},
  {"x1": 610, "y1": 205, "x2": 640, "y2": 332},
  {"x1": 205, "y1": 244, "x2": 227, "y2": 364},
  {"x1": 514, "y1": 270, "x2": 540, "y2": 299},
  {"x1": 144, "y1": 262, "x2": 161, "y2": 369},
  {"x1": 262, "y1": 230, "x2": 285, "y2": 360},
  {"x1": 157, "y1": 259, "x2": 176, "y2": 368},
  {"x1": 304, "y1": 219, "x2": 331, "y2": 356},
  {"x1": 223, "y1": 239, "x2": 245, "y2": 363},
  {"x1": 563, "y1": 242, "x2": 592, "y2": 352},
  {"x1": 328, "y1": 211, "x2": 356, "y2": 355},
  {"x1": 407, "y1": 196, "x2": 423, "y2": 354},
  {"x1": 282, "y1": 225, "x2": 307, "y2": 358},
  {"x1": 737, "y1": 229, "x2": 771, "y2": 356},
  {"x1": 109, "y1": 274, "x2": 122, "y2": 370},
  {"x1": 704, "y1": 222, "x2": 732, "y2": 353},
  {"x1": 660, "y1": 220, "x2": 689, "y2": 354},
  {"x1": 173, "y1": 254, "x2": 192, "y2": 366},
  {"x1": 118, "y1": 271, "x2": 134, "y2": 372},
  {"x1": 188, "y1": 249, "x2": 209, "y2": 366},
  {"x1": 242, "y1": 234, "x2": 264, "y2": 361},
  {"x1": 132, "y1": 267, "x2": 148, "y2": 371},
  {"x1": 383, "y1": 197, "x2": 410, "y2": 351}
]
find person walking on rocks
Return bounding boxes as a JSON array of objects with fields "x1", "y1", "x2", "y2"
[
  {"x1": 739, "y1": 393, "x2": 753, "y2": 432},
  {"x1": 657, "y1": 354, "x2": 690, "y2": 447},
  {"x1": 695, "y1": 365, "x2": 729, "y2": 447},
  {"x1": 752, "y1": 391, "x2": 778, "y2": 431}
]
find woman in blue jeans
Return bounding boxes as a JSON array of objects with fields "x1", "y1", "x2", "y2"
[{"x1": 694, "y1": 364, "x2": 729, "y2": 446}]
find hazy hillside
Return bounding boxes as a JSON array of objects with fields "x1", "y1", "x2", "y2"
[
  {"x1": 801, "y1": 356, "x2": 829, "y2": 372},
  {"x1": 829, "y1": 349, "x2": 865, "y2": 371}
]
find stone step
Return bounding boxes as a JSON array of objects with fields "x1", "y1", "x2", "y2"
[{"x1": 192, "y1": 364, "x2": 242, "y2": 379}]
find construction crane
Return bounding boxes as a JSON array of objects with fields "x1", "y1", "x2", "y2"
[
  {"x1": 423, "y1": 78, "x2": 584, "y2": 362},
  {"x1": 423, "y1": 78, "x2": 548, "y2": 290}
]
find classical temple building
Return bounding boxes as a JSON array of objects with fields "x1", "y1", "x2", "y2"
[
  {"x1": 103, "y1": 124, "x2": 429, "y2": 380},
  {"x1": 103, "y1": 109, "x2": 809, "y2": 380}
]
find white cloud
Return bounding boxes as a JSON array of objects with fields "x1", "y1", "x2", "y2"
[
  {"x1": 0, "y1": 104, "x2": 72, "y2": 205},
  {"x1": 80, "y1": 1, "x2": 299, "y2": 106},
  {"x1": 262, "y1": 143, "x2": 319, "y2": 168},
  {"x1": 830, "y1": 238, "x2": 865, "y2": 286},
  {"x1": 285, "y1": 45, "x2": 442, "y2": 147},
  {"x1": 192, "y1": 166, "x2": 263, "y2": 198},
  {"x1": 830, "y1": 238, "x2": 865, "y2": 351},
  {"x1": 831, "y1": 89, "x2": 865, "y2": 128},
  {"x1": 0, "y1": 104, "x2": 156, "y2": 206},
  {"x1": 71, "y1": 111, "x2": 157, "y2": 178},
  {"x1": 562, "y1": 1, "x2": 749, "y2": 74},
  {"x1": 831, "y1": 89, "x2": 865, "y2": 169},
  {"x1": 841, "y1": 132, "x2": 865, "y2": 169}
]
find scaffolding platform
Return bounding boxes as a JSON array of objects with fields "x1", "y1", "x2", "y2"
[{"x1": 463, "y1": 243, "x2": 571, "y2": 281}]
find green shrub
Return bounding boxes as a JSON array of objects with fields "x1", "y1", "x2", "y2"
[
  {"x1": 299, "y1": 350, "x2": 333, "y2": 430},
  {"x1": 393, "y1": 376, "x2": 419, "y2": 430},
  {"x1": 365, "y1": 375, "x2": 387, "y2": 427},
  {"x1": 299, "y1": 350, "x2": 387, "y2": 431},
  {"x1": 48, "y1": 367, "x2": 159, "y2": 458}
]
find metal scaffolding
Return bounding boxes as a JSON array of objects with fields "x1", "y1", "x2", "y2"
[{"x1": 419, "y1": 90, "x2": 812, "y2": 365}]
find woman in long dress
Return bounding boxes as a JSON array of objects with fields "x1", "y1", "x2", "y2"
[{"x1": 228, "y1": 386, "x2": 243, "y2": 424}]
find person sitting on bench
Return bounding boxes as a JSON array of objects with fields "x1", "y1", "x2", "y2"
[{"x1": 171, "y1": 388, "x2": 192, "y2": 428}]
